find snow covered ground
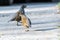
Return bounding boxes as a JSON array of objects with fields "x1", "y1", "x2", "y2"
[{"x1": 0, "y1": 3, "x2": 60, "y2": 40}]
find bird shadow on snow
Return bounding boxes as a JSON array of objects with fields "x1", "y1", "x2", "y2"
[{"x1": 35, "y1": 28, "x2": 57, "y2": 31}]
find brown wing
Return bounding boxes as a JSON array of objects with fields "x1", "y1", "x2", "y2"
[{"x1": 15, "y1": 16, "x2": 21, "y2": 22}]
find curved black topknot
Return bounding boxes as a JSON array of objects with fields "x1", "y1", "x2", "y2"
[{"x1": 21, "y1": 4, "x2": 27, "y2": 8}]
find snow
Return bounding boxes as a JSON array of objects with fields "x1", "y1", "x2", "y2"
[{"x1": 0, "y1": 3, "x2": 60, "y2": 40}]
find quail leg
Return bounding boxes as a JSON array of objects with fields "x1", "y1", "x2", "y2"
[{"x1": 17, "y1": 22, "x2": 19, "y2": 26}]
